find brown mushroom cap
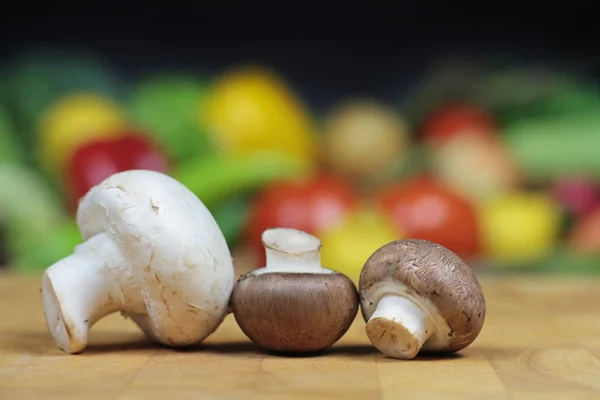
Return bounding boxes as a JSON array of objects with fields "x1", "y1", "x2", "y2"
[
  {"x1": 359, "y1": 238, "x2": 486, "y2": 353},
  {"x1": 231, "y1": 271, "x2": 359, "y2": 353}
]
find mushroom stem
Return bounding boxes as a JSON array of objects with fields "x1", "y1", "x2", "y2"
[
  {"x1": 366, "y1": 294, "x2": 435, "y2": 360},
  {"x1": 262, "y1": 228, "x2": 323, "y2": 273},
  {"x1": 41, "y1": 232, "x2": 133, "y2": 353}
]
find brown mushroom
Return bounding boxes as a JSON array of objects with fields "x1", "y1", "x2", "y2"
[
  {"x1": 231, "y1": 227, "x2": 359, "y2": 353},
  {"x1": 358, "y1": 238, "x2": 486, "y2": 360}
]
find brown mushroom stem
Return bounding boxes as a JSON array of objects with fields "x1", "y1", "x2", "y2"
[
  {"x1": 261, "y1": 228, "x2": 324, "y2": 273},
  {"x1": 366, "y1": 294, "x2": 436, "y2": 360}
]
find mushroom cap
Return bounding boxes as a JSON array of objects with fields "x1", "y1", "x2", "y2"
[
  {"x1": 359, "y1": 238, "x2": 485, "y2": 352},
  {"x1": 231, "y1": 271, "x2": 359, "y2": 352},
  {"x1": 77, "y1": 169, "x2": 235, "y2": 345}
]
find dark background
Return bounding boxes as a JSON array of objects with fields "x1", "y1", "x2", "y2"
[{"x1": 1, "y1": 4, "x2": 599, "y2": 109}]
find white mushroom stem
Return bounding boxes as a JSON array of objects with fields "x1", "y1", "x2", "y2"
[
  {"x1": 41, "y1": 232, "x2": 137, "y2": 354},
  {"x1": 366, "y1": 294, "x2": 436, "y2": 360},
  {"x1": 260, "y1": 228, "x2": 326, "y2": 273}
]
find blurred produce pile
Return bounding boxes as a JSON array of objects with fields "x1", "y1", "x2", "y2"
[{"x1": 2, "y1": 48, "x2": 600, "y2": 279}]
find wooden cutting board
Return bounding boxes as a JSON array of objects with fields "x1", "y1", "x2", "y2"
[{"x1": 1, "y1": 271, "x2": 599, "y2": 400}]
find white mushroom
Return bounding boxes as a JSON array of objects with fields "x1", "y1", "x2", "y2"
[{"x1": 41, "y1": 170, "x2": 235, "y2": 354}]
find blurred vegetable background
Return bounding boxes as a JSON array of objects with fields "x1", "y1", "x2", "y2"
[{"x1": 2, "y1": 7, "x2": 600, "y2": 281}]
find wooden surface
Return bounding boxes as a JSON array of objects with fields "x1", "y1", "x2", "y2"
[{"x1": 1, "y1": 271, "x2": 600, "y2": 399}]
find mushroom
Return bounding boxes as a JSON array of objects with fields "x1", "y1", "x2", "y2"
[
  {"x1": 230, "y1": 227, "x2": 359, "y2": 353},
  {"x1": 41, "y1": 170, "x2": 235, "y2": 354},
  {"x1": 359, "y1": 238, "x2": 486, "y2": 360}
]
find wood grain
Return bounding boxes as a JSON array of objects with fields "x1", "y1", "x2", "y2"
[{"x1": 1, "y1": 271, "x2": 600, "y2": 399}]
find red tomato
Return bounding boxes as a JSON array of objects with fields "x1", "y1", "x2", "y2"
[
  {"x1": 66, "y1": 132, "x2": 169, "y2": 209},
  {"x1": 244, "y1": 174, "x2": 358, "y2": 266},
  {"x1": 375, "y1": 176, "x2": 480, "y2": 259},
  {"x1": 421, "y1": 103, "x2": 496, "y2": 145}
]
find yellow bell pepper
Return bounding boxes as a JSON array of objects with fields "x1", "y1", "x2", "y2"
[
  {"x1": 320, "y1": 205, "x2": 404, "y2": 283},
  {"x1": 37, "y1": 93, "x2": 127, "y2": 175},
  {"x1": 478, "y1": 192, "x2": 561, "y2": 264},
  {"x1": 201, "y1": 66, "x2": 317, "y2": 166}
]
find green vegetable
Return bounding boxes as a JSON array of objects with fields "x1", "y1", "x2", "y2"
[
  {"x1": 128, "y1": 75, "x2": 214, "y2": 162},
  {"x1": 0, "y1": 163, "x2": 69, "y2": 270},
  {"x1": 401, "y1": 61, "x2": 597, "y2": 125},
  {"x1": 24, "y1": 219, "x2": 82, "y2": 273},
  {"x1": 503, "y1": 112, "x2": 600, "y2": 182},
  {"x1": 0, "y1": 220, "x2": 8, "y2": 267},
  {"x1": 479, "y1": 246, "x2": 600, "y2": 275},
  {"x1": 0, "y1": 67, "x2": 9, "y2": 108},
  {"x1": 209, "y1": 195, "x2": 251, "y2": 246},
  {"x1": 470, "y1": 66, "x2": 578, "y2": 112},
  {"x1": 171, "y1": 151, "x2": 312, "y2": 209},
  {"x1": 497, "y1": 86, "x2": 600, "y2": 124},
  {"x1": 0, "y1": 109, "x2": 24, "y2": 163},
  {"x1": 465, "y1": 66, "x2": 600, "y2": 125}
]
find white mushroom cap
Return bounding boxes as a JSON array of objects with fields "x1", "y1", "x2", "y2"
[{"x1": 42, "y1": 170, "x2": 235, "y2": 353}]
